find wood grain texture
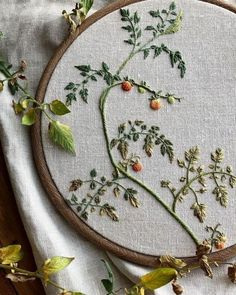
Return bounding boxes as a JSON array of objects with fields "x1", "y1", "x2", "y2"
[
  {"x1": 0, "y1": 143, "x2": 46, "y2": 295},
  {"x1": 31, "y1": 0, "x2": 236, "y2": 267}
]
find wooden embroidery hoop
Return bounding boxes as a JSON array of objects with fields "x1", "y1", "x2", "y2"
[{"x1": 31, "y1": 0, "x2": 236, "y2": 267}]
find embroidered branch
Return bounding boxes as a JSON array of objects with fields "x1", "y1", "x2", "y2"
[
  {"x1": 161, "y1": 147, "x2": 236, "y2": 222},
  {"x1": 67, "y1": 169, "x2": 140, "y2": 221}
]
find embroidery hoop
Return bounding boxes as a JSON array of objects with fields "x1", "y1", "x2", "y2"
[{"x1": 31, "y1": 0, "x2": 236, "y2": 267}]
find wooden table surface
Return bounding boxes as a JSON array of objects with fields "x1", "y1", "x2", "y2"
[{"x1": 0, "y1": 142, "x2": 45, "y2": 295}]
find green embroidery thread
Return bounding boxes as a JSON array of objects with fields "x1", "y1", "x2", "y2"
[
  {"x1": 161, "y1": 147, "x2": 236, "y2": 222},
  {"x1": 68, "y1": 169, "x2": 140, "y2": 221},
  {"x1": 65, "y1": 3, "x2": 203, "y2": 246}
]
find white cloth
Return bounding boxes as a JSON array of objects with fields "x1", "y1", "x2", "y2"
[{"x1": 0, "y1": 1, "x2": 236, "y2": 295}]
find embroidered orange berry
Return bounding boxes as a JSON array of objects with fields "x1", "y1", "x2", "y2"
[
  {"x1": 215, "y1": 241, "x2": 225, "y2": 250},
  {"x1": 132, "y1": 161, "x2": 143, "y2": 172},
  {"x1": 121, "y1": 81, "x2": 132, "y2": 91},
  {"x1": 150, "y1": 99, "x2": 161, "y2": 110}
]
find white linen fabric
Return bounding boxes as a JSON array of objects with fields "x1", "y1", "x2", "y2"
[{"x1": 0, "y1": 1, "x2": 236, "y2": 295}]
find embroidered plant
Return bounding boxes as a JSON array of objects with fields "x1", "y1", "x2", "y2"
[
  {"x1": 161, "y1": 147, "x2": 236, "y2": 223},
  {"x1": 65, "y1": 2, "x2": 236, "y2": 254},
  {"x1": 110, "y1": 120, "x2": 174, "y2": 164},
  {"x1": 67, "y1": 169, "x2": 140, "y2": 221},
  {"x1": 65, "y1": 3, "x2": 208, "y2": 246}
]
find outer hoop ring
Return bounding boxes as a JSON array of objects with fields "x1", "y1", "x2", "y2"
[{"x1": 31, "y1": 0, "x2": 236, "y2": 267}]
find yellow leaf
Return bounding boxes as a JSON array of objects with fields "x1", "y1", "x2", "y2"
[
  {"x1": 0, "y1": 245, "x2": 23, "y2": 265},
  {"x1": 41, "y1": 256, "x2": 74, "y2": 282},
  {"x1": 164, "y1": 11, "x2": 183, "y2": 35},
  {"x1": 140, "y1": 267, "x2": 177, "y2": 290}
]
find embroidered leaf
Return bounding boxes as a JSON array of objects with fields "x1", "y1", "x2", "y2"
[
  {"x1": 124, "y1": 188, "x2": 140, "y2": 207},
  {"x1": 49, "y1": 99, "x2": 71, "y2": 115},
  {"x1": 69, "y1": 179, "x2": 83, "y2": 191},
  {"x1": 48, "y1": 120, "x2": 76, "y2": 154},
  {"x1": 90, "y1": 169, "x2": 97, "y2": 178},
  {"x1": 66, "y1": 92, "x2": 77, "y2": 106},
  {"x1": 140, "y1": 268, "x2": 177, "y2": 290},
  {"x1": 191, "y1": 202, "x2": 206, "y2": 223},
  {"x1": 211, "y1": 148, "x2": 224, "y2": 163},
  {"x1": 110, "y1": 139, "x2": 119, "y2": 149},
  {"x1": 117, "y1": 140, "x2": 129, "y2": 160},
  {"x1": 144, "y1": 139, "x2": 154, "y2": 157},
  {"x1": 213, "y1": 185, "x2": 228, "y2": 207},
  {"x1": 21, "y1": 108, "x2": 36, "y2": 126},
  {"x1": 164, "y1": 11, "x2": 183, "y2": 35},
  {"x1": 79, "y1": 87, "x2": 88, "y2": 103},
  {"x1": 113, "y1": 186, "x2": 120, "y2": 197},
  {"x1": 0, "y1": 245, "x2": 23, "y2": 265}
]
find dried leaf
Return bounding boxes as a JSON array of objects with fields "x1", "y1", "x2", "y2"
[
  {"x1": 159, "y1": 255, "x2": 187, "y2": 269},
  {"x1": 199, "y1": 255, "x2": 213, "y2": 279},
  {"x1": 6, "y1": 273, "x2": 35, "y2": 283},
  {"x1": 172, "y1": 280, "x2": 184, "y2": 295},
  {"x1": 228, "y1": 264, "x2": 236, "y2": 283},
  {"x1": 0, "y1": 245, "x2": 23, "y2": 265}
]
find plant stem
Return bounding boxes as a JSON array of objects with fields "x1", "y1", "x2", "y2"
[
  {"x1": 172, "y1": 171, "x2": 234, "y2": 212},
  {"x1": 99, "y1": 85, "x2": 199, "y2": 246},
  {"x1": 0, "y1": 264, "x2": 65, "y2": 292}
]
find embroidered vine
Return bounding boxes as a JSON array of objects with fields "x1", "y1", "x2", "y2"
[
  {"x1": 110, "y1": 120, "x2": 174, "y2": 164},
  {"x1": 161, "y1": 147, "x2": 236, "y2": 223},
  {"x1": 64, "y1": 3, "x2": 206, "y2": 246},
  {"x1": 64, "y1": 2, "x2": 235, "y2": 252},
  {"x1": 68, "y1": 169, "x2": 140, "y2": 221}
]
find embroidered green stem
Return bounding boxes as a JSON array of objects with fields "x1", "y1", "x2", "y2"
[
  {"x1": 189, "y1": 186, "x2": 200, "y2": 205},
  {"x1": 99, "y1": 85, "x2": 199, "y2": 245},
  {"x1": 172, "y1": 171, "x2": 233, "y2": 212},
  {"x1": 81, "y1": 183, "x2": 107, "y2": 215}
]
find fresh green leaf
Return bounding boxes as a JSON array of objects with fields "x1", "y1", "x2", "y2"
[
  {"x1": 140, "y1": 267, "x2": 177, "y2": 290},
  {"x1": 101, "y1": 259, "x2": 114, "y2": 294},
  {"x1": 101, "y1": 279, "x2": 113, "y2": 293},
  {"x1": 80, "y1": 0, "x2": 94, "y2": 16},
  {"x1": 21, "y1": 108, "x2": 36, "y2": 126},
  {"x1": 48, "y1": 120, "x2": 76, "y2": 154},
  {"x1": 49, "y1": 99, "x2": 71, "y2": 115}
]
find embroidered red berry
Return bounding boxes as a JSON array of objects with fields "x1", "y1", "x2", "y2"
[
  {"x1": 121, "y1": 81, "x2": 132, "y2": 91},
  {"x1": 132, "y1": 161, "x2": 143, "y2": 172},
  {"x1": 215, "y1": 241, "x2": 225, "y2": 250},
  {"x1": 150, "y1": 99, "x2": 161, "y2": 110}
]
